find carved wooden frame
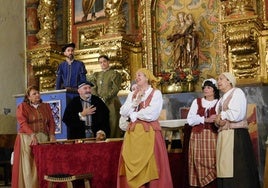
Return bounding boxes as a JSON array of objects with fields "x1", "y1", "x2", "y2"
[{"x1": 67, "y1": 0, "x2": 108, "y2": 45}]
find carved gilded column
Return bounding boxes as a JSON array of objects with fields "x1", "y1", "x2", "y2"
[
  {"x1": 219, "y1": 0, "x2": 268, "y2": 84},
  {"x1": 27, "y1": 0, "x2": 62, "y2": 91},
  {"x1": 36, "y1": 0, "x2": 57, "y2": 44},
  {"x1": 105, "y1": 0, "x2": 126, "y2": 35},
  {"x1": 139, "y1": 0, "x2": 153, "y2": 72}
]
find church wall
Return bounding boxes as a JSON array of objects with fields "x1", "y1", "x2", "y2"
[{"x1": 0, "y1": 1, "x2": 25, "y2": 116}]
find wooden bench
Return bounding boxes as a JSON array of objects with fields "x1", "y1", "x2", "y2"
[{"x1": 44, "y1": 173, "x2": 93, "y2": 188}]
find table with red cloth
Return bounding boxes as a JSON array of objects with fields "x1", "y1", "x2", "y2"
[{"x1": 32, "y1": 140, "x2": 186, "y2": 188}]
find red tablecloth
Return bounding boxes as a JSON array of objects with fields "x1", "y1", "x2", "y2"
[
  {"x1": 32, "y1": 141, "x2": 123, "y2": 188},
  {"x1": 32, "y1": 141, "x2": 185, "y2": 188}
]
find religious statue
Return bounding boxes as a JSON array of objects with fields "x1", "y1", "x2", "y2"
[{"x1": 167, "y1": 12, "x2": 198, "y2": 69}]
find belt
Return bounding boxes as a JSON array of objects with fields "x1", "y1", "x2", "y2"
[
  {"x1": 65, "y1": 87, "x2": 78, "y2": 93},
  {"x1": 192, "y1": 124, "x2": 217, "y2": 133}
]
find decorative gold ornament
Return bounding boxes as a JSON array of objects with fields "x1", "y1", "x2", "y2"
[
  {"x1": 36, "y1": 0, "x2": 57, "y2": 45},
  {"x1": 105, "y1": 0, "x2": 126, "y2": 35},
  {"x1": 161, "y1": 83, "x2": 182, "y2": 94},
  {"x1": 219, "y1": 0, "x2": 268, "y2": 84},
  {"x1": 28, "y1": 45, "x2": 62, "y2": 91}
]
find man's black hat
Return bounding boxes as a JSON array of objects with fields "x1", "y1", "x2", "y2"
[
  {"x1": 62, "y1": 42, "x2": 75, "y2": 52},
  {"x1": 78, "y1": 81, "x2": 94, "y2": 88}
]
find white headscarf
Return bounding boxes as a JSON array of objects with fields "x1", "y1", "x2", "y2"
[
  {"x1": 221, "y1": 72, "x2": 236, "y2": 87},
  {"x1": 202, "y1": 78, "x2": 218, "y2": 88}
]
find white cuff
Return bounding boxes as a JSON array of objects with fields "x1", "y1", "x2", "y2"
[
  {"x1": 78, "y1": 112, "x2": 86, "y2": 121},
  {"x1": 130, "y1": 112, "x2": 138, "y2": 122}
]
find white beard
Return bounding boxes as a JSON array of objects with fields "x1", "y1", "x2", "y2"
[{"x1": 84, "y1": 93, "x2": 91, "y2": 99}]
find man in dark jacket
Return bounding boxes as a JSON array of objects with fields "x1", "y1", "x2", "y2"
[{"x1": 63, "y1": 81, "x2": 110, "y2": 140}]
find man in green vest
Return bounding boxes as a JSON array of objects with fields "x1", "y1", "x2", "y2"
[{"x1": 88, "y1": 55, "x2": 123, "y2": 138}]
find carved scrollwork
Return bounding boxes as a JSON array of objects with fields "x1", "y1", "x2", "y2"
[
  {"x1": 28, "y1": 47, "x2": 62, "y2": 91},
  {"x1": 97, "y1": 40, "x2": 121, "y2": 57},
  {"x1": 78, "y1": 24, "x2": 105, "y2": 49},
  {"x1": 228, "y1": 0, "x2": 255, "y2": 15},
  {"x1": 220, "y1": 0, "x2": 255, "y2": 18},
  {"x1": 225, "y1": 23, "x2": 260, "y2": 78}
]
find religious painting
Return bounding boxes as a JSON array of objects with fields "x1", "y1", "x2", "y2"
[
  {"x1": 46, "y1": 100, "x2": 62, "y2": 134},
  {"x1": 56, "y1": 0, "x2": 68, "y2": 45},
  {"x1": 74, "y1": 0, "x2": 106, "y2": 24},
  {"x1": 155, "y1": 0, "x2": 221, "y2": 79}
]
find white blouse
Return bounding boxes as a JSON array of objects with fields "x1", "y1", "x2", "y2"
[
  {"x1": 187, "y1": 98, "x2": 218, "y2": 126},
  {"x1": 215, "y1": 88, "x2": 247, "y2": 122},
  {"x1": 120, "y1": 86, "x2": 163, "y2": 122}
]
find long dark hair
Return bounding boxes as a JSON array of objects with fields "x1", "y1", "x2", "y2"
[{"x1": 23, "y1": 85, "x2": 42, "y2": 104}]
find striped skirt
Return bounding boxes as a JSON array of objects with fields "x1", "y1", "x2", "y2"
[{"x1": 188, "y1": 129, "x2": 217, "y2": 187}]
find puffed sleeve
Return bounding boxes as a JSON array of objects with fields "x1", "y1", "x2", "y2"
[
  {"x1": 120, "y1": 92, "x2": 136, "y2": 117},
  {"x1": 187, "y1": 99, "x2": 204, "y2": 126},
  {"x1": 220, "y1": 88, "x2": 247, "y2": 122},
  {"x1": 101, "y1": 70, "x2": 122, "y2": 103},
  {"x1": 16, "y1": 103, "x2": 34, "y2": 134}
]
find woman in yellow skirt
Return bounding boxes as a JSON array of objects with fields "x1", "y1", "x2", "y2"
[{"x1": 117, "y1": 68, "x2": 173, "y2": 188}]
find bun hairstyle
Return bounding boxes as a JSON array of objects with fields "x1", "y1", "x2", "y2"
[{"x1": 202, "y1": 78, "x2": 220, "y2": 99}]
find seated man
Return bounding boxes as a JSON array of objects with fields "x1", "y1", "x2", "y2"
[{"x1": 63, "y1": 81, "x2": 110, "y2": 140}]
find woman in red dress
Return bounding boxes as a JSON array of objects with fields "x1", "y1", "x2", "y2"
[
  {"x1": 12, "y1": 86, "x2": 56, "y2": 188},
  {"x1": 117, "y1": 68, "x2": 173, "y2": 188}
]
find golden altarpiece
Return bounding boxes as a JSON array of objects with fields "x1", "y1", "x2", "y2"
[{"x1": 25, "y1": 0, "x2": 268, "y2": 93}]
